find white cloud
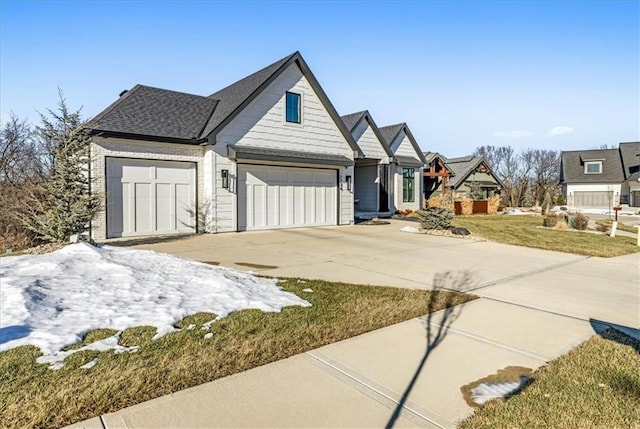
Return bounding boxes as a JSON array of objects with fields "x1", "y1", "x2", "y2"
[
  {"x1": 493, "y1": 130, "x2": 533, "y2": 139},
  {"x1": 548, "y1": 126, "x2": 574, "y2": 136}
]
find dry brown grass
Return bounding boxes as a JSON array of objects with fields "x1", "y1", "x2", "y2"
[
  {"x1": 459, "y1": 329, "x2": 640, "y2": 429},
  {"x1": 453, "y1": 216, "x2": 639, "y2": 257},
  {"x1": 0, "y1": 278, "x2": 474, "y2": 429}
]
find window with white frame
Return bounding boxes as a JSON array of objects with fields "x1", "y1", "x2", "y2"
[{"x1": 584, "y1": 161, "x2": 602, "y2": 174}]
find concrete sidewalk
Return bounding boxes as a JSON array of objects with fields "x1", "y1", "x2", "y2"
[{"x1": 68, "y1": 220, "x2": 639, "y2": 428}]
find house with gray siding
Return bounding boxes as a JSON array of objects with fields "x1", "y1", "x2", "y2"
[
  {"x1": 341, "y1": 111, "x2": 394, "y2": 218},
  {"x1": 379, "y1": 123, "x2": 426, "y2": 212},
  {"x1": 88, "y1": 52, "x2": 363, "y2": 239}
]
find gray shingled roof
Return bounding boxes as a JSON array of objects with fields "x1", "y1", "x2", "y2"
[
  {"x1": 560, "y1": 149, "x2": 624, "y2": 184},
  {"x1": 228, "y1": 145, "x2": 352, "y2": 166},
  {"x1": 444, "y1": 155, "x2": 503, "y2": 189},
  {"x1": 89, "y1": 51, "x2": 362, "y2": 158},
  {"x1": 619, "y1": 142, "x2": 640, "y2": 180},
  {"x1": 395, "y1": 155, "x2": 424, "y2": 167},
  {"x1": 341, "y1": 110, "x2": 394, "y2": 159},
  {"x1": 201, "y1": 53, "x2": 297, "y2": 138},
  {"x1": 378, "y1": 123, "x2": 426, "y2": 164},
  {"x1": 90, "y1": 85, "x2": 218, "y2": 141},
  {"x1": 378, "y1": 123, "x2": 405, "y2": 147},
  {"x1": 340, "y1": 111, "x2": 367, "y2": 131}
]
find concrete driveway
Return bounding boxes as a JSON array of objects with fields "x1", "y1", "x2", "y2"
[
  {"x1": 75, "y1": 219, "x2": 639, "y2": 429},
  {"x1": 131, "y1": 219, "x2": 638, "y2": 327}
]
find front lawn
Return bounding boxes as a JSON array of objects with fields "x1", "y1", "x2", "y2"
[
  {"x1": 0, "y1": 278, "x2": 473, "y2": 429},
  {"x1": 459, "y1": 329, "x2": 640, "y2": 429},
  {"x1": 453, "y1": 215, "x2": 639, "y2": 257}
]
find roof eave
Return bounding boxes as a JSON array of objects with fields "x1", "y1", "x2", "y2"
[{"x1": 90, "y1": 129, "x2": 205, "y2": 145}]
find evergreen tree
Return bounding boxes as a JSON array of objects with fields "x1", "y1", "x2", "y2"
[{"x1": 24, "y1": 94, "x2": 101, "y2": 243}]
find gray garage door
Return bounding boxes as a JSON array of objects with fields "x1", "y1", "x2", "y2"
[{"x1": 573, "y1": 191, "x2": 613, "y2": 207}]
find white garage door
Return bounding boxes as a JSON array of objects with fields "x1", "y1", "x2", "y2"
[
  {"x1": 106, "y1": 158, "x2": 196, "y2": 238},
  {"x1": 238, "y1": 165, "x2": 337, "y2": 231},
  {"x1": 573, "y1": 191, "x2": 613, "y2": 207}
]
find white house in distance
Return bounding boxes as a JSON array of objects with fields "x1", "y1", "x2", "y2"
[
  {"x1": 87, "y1": 51, "x2": 429, "y2": 240},
  {"x1": 560, "y1": 142, "x2": 640, "y2": 208}
]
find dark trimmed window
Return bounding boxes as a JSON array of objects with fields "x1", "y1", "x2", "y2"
[
  {"x1": 402, "y1": 168, "x2": 415, "y2": 202},
  {"x1": 285, "y1": 92, "x2": 301, "y2": 123}
]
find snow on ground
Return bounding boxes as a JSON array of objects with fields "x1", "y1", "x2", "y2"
[
  {"x1": 0, "y1": 243, "x2": 310, "y2": 364},
  {"x1": 470, "y1": 377, "x2": 530, "y2": 405},
  {"x1": 400, "y1": 226, "x2": 421, "y2": 233},
  {"x1": 550, "y1": 206, "x2": 640, "y2": 216}
]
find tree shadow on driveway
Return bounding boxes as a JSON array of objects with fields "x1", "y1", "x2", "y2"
[{"x1": 386, "y1": 270, "x2": 474, "y2": 429}]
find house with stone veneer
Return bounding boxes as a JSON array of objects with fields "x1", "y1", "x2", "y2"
[{"x1": 88, "y1": 52, "x2": 364, "y2": 239}]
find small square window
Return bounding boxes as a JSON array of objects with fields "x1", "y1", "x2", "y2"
[
  {"x1": 584, "y1": 161, "x2": 602, "y2": 174},
  {"x1": 285, "y1": 92, "x2": 300, "y2": 123}
]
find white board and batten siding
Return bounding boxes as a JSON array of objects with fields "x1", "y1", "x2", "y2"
[{"x1": 212, "y1": 62, "x2": 355, "y2": 232}]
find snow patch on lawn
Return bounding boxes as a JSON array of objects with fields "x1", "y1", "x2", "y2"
[
  {"x1": 0, "y1": 243, "x2": 310, "y2": 363},
  {"x1": 79, "y1": 358, "x2": 98, "y2": 370},
  {"x1": 36, "y1": 331, "x2": 138, "y2": 369},
  {"x1": 470, "y1": 377, "x2": 530, "y2": 405}
]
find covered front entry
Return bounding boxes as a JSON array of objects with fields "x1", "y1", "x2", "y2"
[
  {"x1": 237, "y1": 164, "x2": 337, "y2": 231},
  {"x1": 354, "y1": 159, "x2": 390, "y2": 214},
  {"x1": 106, "y1": 158, "x2": 196, "y2": 238}
]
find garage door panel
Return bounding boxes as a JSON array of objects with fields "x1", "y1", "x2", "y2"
[
  {"x1": 134, "y1": 183, "x2": 152, "y2": 233},
  {"x1": 315, "y1": 170, "x2": 335, "y2": 185},
  {"x1": 267, "y1": 186, "x2": 280, "y2": 227},
  {"x1": 123, "y1": 164, "x2": 153, "y2": 180},
  {"x1": 268, "y1": 170, "x2": 288, "y2": 183},
  {"x1": 574, "y1": 191, "x2": 612, "y2": 207},
  {"x1": 106, "y1": 159, "x2": 196, "y2": 238},
  {"x1": 156, "y1": 183, "x2": 173, "y2": 231},
  {"x1": 238, "y1": 165, "x2": 337, "y2": 231}
]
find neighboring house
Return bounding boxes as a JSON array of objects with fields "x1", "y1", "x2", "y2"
[
  {"x1": 560, "y1": 142, "x2": 640, "y2": 208},
  {"x1": 442, "y1": 155, "x2": 503, "y2": 198},
  {"x1": 422, "y1": 151, "x2": 452, "y2": 200},
  {"x1": 340, "y1": 111, "x2": 394, "y2": 217},
  {"x1": 379, "y1": 123, "x2": 426, "y2": 211},
  {"x1": 88, "y1": 52, "x2": 363, "y2": 239},
  {"x1": 619, "y1": 142, "x2": 640, "y2": 207}
]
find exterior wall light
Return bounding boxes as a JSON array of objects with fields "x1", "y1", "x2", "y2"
[
  {"x1": 221, "y1": 169, "x2": 229, "y2": 189},
  {"x1": 346, "y1": 175, "x2": 352, "y2": 192}
]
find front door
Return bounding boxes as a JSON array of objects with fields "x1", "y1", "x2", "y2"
[{"x1": 379, "y1": 164, "x2": 389, "y2": 212}]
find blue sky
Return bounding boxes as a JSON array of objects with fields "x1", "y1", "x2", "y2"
[{"x1": 1, "y1": 0, "x2": 638, "y2": 156}]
